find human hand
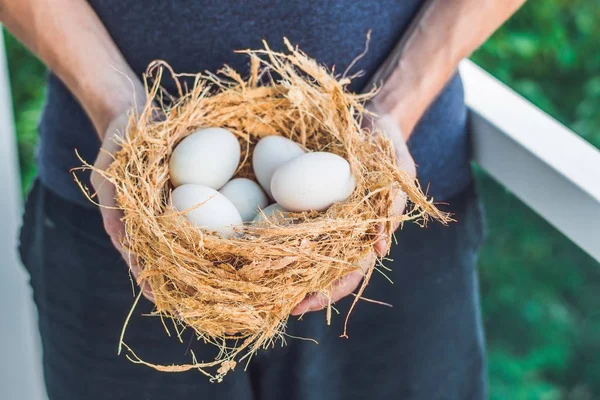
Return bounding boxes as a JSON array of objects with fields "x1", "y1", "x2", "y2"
[
  {"x1": 91, "y1": 111, "x2": 155, "y2": 302},
  {"x1": 370, "y1": 113, "x2": 417, "y2": 255},
  {"x1": 92, "y1": 110, "x2": 416, "y2": 312},
  {"x1": 290, "y1": 112, "x2": 416, "y2": 316}
]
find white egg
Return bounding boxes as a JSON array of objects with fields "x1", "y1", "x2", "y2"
[
  {"x1": 219, "y1": 178, "x2": 269, "y2": 222},
  {"x1": 169, "y1": 127, "x2": 241, "y2": 189},
  {"x1": 253, "y1": 203, "x2": 289, "y2": 224},
  {"x1": 171, "y1": 184, "x2": 242, "y2": 237},
  {"x1": 252, "y1": 135, "x2": 305, "y2": 198},
  {"x1": 271, "y1": 152, "x2": 356, "y2": 212}
]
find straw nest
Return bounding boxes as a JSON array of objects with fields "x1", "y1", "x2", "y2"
[{"x1": 79, "y1": 39, "x2": 448, "y2": 381}]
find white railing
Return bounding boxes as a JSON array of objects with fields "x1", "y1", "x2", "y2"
[
  {"x1": 0, "y1": 29, "x2": 48, "y2": 400},
  {"x1": 1, "y1": 45, "x2": 598, "y2": 397},
  {"x1": 460, "y1": 60, "x2": 600, "y2": 263}
]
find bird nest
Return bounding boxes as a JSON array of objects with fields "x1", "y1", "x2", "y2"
[{"x1": 79, "y1": 39, "x2": 447, "y2": 381}]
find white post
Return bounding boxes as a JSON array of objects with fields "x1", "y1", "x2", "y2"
[{"x1": 0, "y1": 28, "x2": 48, "y2": 400}]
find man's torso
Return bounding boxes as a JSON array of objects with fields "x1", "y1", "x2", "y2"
[{"x1": 38, "y1": 0, "x2": 472, "y2": 205}]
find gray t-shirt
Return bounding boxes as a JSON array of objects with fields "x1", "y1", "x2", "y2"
[{"x1": 37, "y1": 0, "x2": 472, "y2": 207}]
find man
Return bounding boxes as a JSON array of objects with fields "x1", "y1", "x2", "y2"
[{"x1": 2, "y1": 0, "x2": 525, "y2": 398}]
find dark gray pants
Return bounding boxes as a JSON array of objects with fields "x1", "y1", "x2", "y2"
[{"x1": 19, "y1": 180, "x2": 487, "y2": 399}]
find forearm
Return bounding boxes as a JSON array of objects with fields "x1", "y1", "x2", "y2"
[
  {"x1": 372, "y1": 0, "x2": 526, "y2": 137},
  {"x1": 0, "y1": 0, "x2": 144, "y2": 136}
]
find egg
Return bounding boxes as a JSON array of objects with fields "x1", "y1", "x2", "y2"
[
  {"x1": 219, "y1": 178, "x2": 269, "y2": 221},
  {"x1": 253, "y1": 203, "x2": 289, "y2": 224},
  {"x1": 252, "y1": 135, "x2": 305, "y2": 198},
  {"x1": 169, "y1": 127, "x2": 241, "y2": 189},
  {"x1": 171, "y1": 184, "x2": 242, "y2": 237},
  {"x1": 271, "y1": 152, "x2": 356, "y2": 212}
]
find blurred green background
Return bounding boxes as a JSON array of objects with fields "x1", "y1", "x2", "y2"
[{"x1": 3, "y1": 0, "x2": 600, "y2": 398}]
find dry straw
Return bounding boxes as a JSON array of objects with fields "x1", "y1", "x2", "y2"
[{"x1": 78, "y1": 39, "x2": 448, "y2": 381}]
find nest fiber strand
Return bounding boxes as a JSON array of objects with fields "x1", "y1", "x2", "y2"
[{"x1": 80, "y1": 39, "x2": 448, "y2": 381}]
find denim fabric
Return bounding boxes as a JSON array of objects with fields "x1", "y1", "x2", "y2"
[
  {"x1": 19, "y1": 180, "x2": 487, "y2": 399},
  {"x1": 37, "y1": 0, "x2": 472, "y2": 207}
]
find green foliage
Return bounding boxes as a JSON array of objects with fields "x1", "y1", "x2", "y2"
[
  {"x1": 472, "y1": 0, "x2": 600, "y2": 397},
  {"x1": 476, "y1": 171, "x2": 600, "y2": 399},
  {"x1": 472, "y1": 0, "x2": 600, "y2": 147},
  {"x1": 3, "y1": 1, "x2": 600, "y2": 397},
  {"x1": 3, "y1": 30, "x2": 46, "y2": 193}
]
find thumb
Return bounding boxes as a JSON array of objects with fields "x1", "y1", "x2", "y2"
[{"x1": 372, "y1": 114, "x2": 417, "y2": 179}]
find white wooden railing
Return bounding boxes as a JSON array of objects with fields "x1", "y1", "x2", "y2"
[
  {"x1": 0, "y1": 29, "x2": 48, "y2": 400},
  {"x1": 460, "y1": 60, "x2": 600, "y2": 263},
  {"x1": 1, "y1": 37, "x2": 599, "y2": 397}
]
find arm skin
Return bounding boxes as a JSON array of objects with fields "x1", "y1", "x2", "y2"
[
  {"x1": 292, "y1": 0, "x2": 527, "y2": 315},
  {"x1": 373, "y1": 0, "x2": 527, "y2": 138},
  {"x1": 2, "y1": 0, "x2": 525, "y2": 313},
  {"x1": 0, "y1": 0, "x2": 526, "y2": 136},
  {"x1": 0, "y1": 0, "x2": 145, "y2": 136},
  {"x1": 1, "y1": 0, "x2": 150, "y2": 296}
]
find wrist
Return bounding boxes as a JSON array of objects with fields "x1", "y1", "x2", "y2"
[
  {"x1": 74, "y1": 66, "x2": 146, "y2": 137},
  {"x1": 387, "y1": 101, "x2": 420, "y2": 139},
  {"x1": 371, "y1": 90, "x2": 421, "y2": 140}
]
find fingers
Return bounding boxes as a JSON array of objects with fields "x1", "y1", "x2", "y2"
[
  {"x1": 374, "y1": 223, "x2": 387, "y2": 256},
  {"x1": 391, "y1": 189, "x2": 408, "y2": 231},
  {"x1": 373, "y1": 115, "x2": 417, "y2": 179},
  {"x1": 94, "y1": 177, "x2": 155, "y2": 301},
  {"x1": 138, "y1": 281, "x2": 155, "y2": 303},
  {"x1": 91, "y1": 121, "x2": 156, "y2": 303},
  {"x1": 290, "y1": 252, "x2": 374, "y2": 316},
  {"x1": 102, "y1": 211, "x2": 154, "y2": 302},
  {"x1": 291, "y1": 112, "x2": 414, "y2": 316},
  {"x1": 92, "y1": 167, "x2": 126, "y2": 251},
  {"x1": 290, "y1": 270, "x2": 364, "y2": 316},
  {"x1": 364, "y1": 107, "x2": 417, "y2": 179},
  {"x1": 119, "y1": 249, "x2": 154, "y2": 303},
  {"x1": 367, "y1": 110, "x2": 416, "y2": 256},
  {"x1": 374, "y1": 185, "x2": 408, "y2": 255}
]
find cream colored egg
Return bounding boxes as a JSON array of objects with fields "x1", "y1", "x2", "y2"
[
  {"x1": 169, "y1": 127, "x2": 241, "y2": 189},
  {"x1": 271, "y1": 152, "x2": 356, "y2": 212},
  {"x1": 219, "y1": 178, "x2": 269, "y2": 222},
  {"x1": 252, "y1": 135, "x2": 305, "y2": 198},
  {"x1": 171, "y1": 184, "x2": 242, "y2": 237},
  {"x1": 253, "y1": 203, "x2": 289, "y2": 224}
]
